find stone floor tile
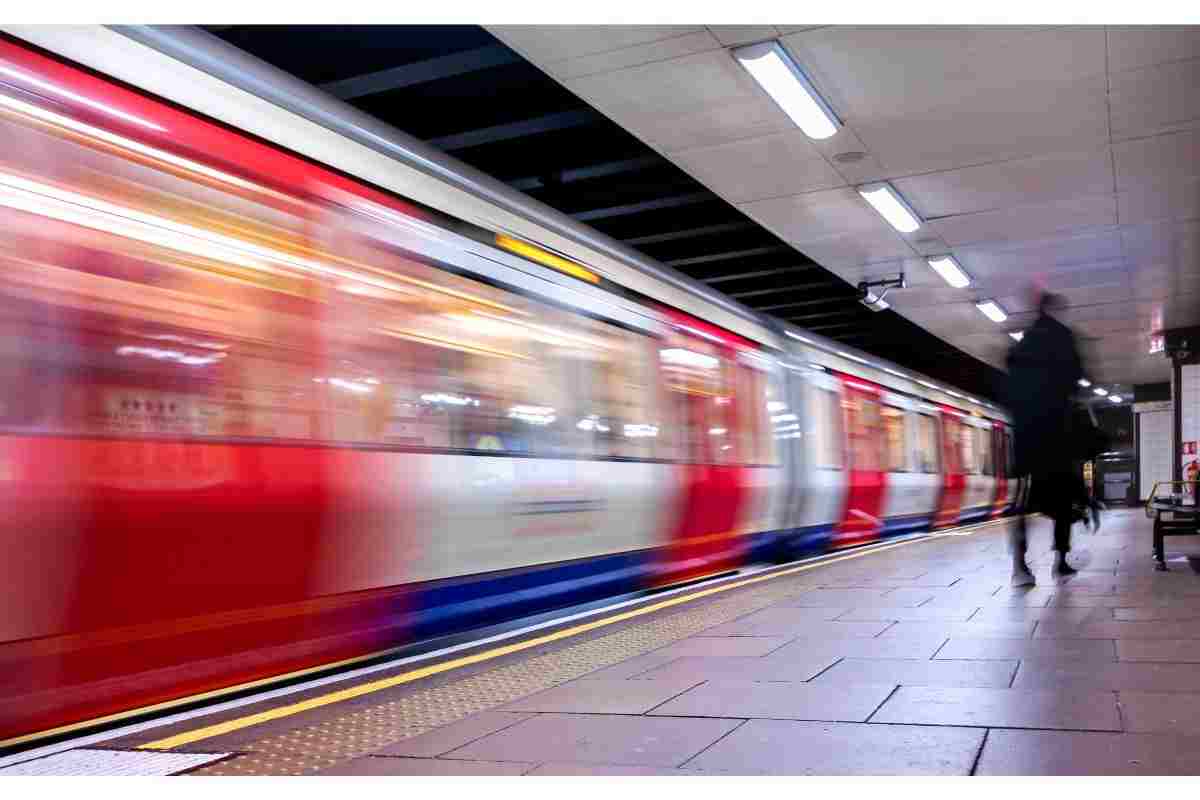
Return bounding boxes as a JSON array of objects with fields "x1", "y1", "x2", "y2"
[
  {"x1": 526, "y1": 762, "x2": 684, "y2": 775},
  {"x1": 651, "y1": 636, "x2": 792, "y2": 658},
  {"x1": 976, "y1": 729, "x2": 1200, "y2": 775},
  {"x1": 375, "y1": 712, "x2": 533, "y2": 757},
  {"x1": 880, "y1": 621, "x2": 1035, "y2": 639},
  {"x1": 1115, "y1": 607, "x2": 1200, "y2": 621},
  {"x1": 871, "y1": 685, "x2": 1120, "y2": 730},
  {"x1": 649, "y1": 679, "x2": 895, "y2": 722},
  {"x1": 1012, "y1": 661, "x2": 1200, "y2": 693},
  {"x1": 316, "y1": 756, "x2": 532, "y2": 775},
  {"x1": 581, "y1": 652, "x2": 682, "y2": 680},
  {"x1": 810, "y1": 657, "x2": 1018, "y2": 688},
  {"x1": 1118, "y1": 640, "x2": 1200, "y2": 662},
  {"x1": 1037, "y1": 621, "x2": 1200, "y2": 639},
  {"x1": 500, "y1": 678, "x2": 701, "y2": 714},
  {"x1": 683, "y1": 719, "x2": 984, "y2": 775},
  {"x1": 445, "y1": 714, "x2": 741, "y2": 767},
  {"x1": 777, "y1": 589, "x2": 908, "y2": 607},
  {"x1": 936, "y1": 637, "x2": 1116, "y2": 662},
  {"x1": 771, "y1": 636, "x2": 949, "y2": 661},
  {"x1": 969, "y1": 606, "x2": 1113, "y2": 623},
  {"x1": 1120, "y1": 691, "x2": 1200, "y2": 734},
  {"x1": 837, "y1": 606, "x2": 979, "y2": 622},
  {"x1": 633, "y1": 654, "x2": 837, "y2": 683}
]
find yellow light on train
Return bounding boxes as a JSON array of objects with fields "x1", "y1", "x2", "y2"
[{"x1": 495, "y1": 234, "x2": 600, "y2": 285}]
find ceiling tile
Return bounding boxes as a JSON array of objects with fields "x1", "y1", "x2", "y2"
[
  {"x1": 1113, "y1": 127, "x2": 1200, "y2": 190},
  {"x1": 1118, "y1": 176, "x2": 1200, "y2": 226},
  {"x1": 894, "y1": 148, "x2": 1113, "y2": 218},
  {"x1": 672, "y1": 129, "x2": 844, "y2": 203},
  {"x1": 1109, "y1": 56, "x2": 1200, "y2": 141},
  {"x1": 930, "y1": 194, "x2": 1118, "y2": 247},
  {"x1": 1106, "y1": 26, "x2": 1200, "y2": 73},
  {"x1": 546, "y1": 31, "x2": 722, "y2": 81},
  {"x1": 794, "y1": 230, "x2": 917, "y2": 268},
  {"x1": 706, "y1": 26, "x2": 780, "y2": 46},
  {"x1": 739, "y1": 187, "x2": 901, "y2": 242},
  {"x1": 781, "y1": 26, "x2": 1105, "y2": 120},
  {"x1": 955, "y1": 230, "x2": 1124, "y2": 278},
  {"x1": 850, "y1": 76, "x2": 1111, "y2": 176},
  {"x1": 490, "y1": 26, "x2": 705, "y2": 64},
  {"x1": 808, "y1": 127, "x2": 889, "y2": 185}
]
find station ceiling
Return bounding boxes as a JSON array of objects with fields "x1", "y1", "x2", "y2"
[{"x1": 200, "y1": 24, "x2": 1167, "y2": 402}]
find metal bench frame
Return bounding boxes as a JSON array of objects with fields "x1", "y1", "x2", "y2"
[{"x1": 1146, "y1": 481, "x2": 1200, "y2": 571}]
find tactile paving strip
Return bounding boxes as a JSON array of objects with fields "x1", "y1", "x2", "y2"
[
  {"x1": 0, "y1": 748, "x2": 227, "y2": 776},
  {"x1": 187, "y1": 563, "x2": 854, "y2": 775}
]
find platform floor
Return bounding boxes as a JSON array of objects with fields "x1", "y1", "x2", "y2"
[{"x1": 16, "y1": 507, "x2": 1200, "y2": 776}]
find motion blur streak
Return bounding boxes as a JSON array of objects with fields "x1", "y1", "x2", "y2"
[{"x1": 0, "y1": 35, "x2": 1015, "y2": 747}]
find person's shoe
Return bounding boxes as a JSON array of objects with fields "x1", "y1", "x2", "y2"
[
  {"x1": 1052, "y1": 557, "x2": 1079, "y2": 577},
  {"x1": 1011, "y1": 566, "x2": 1036, "y2": 587}
]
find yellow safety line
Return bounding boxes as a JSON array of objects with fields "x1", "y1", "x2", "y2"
[{"x1": 136, "y1": 517, "x2": 1009, "y2": 750}]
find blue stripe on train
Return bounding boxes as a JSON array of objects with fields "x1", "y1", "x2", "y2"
[
  {"x1": 881, "y1": 514, "x2": 933, "y2": 538},
  {"x1": 409, "y1": 551, "x2": 652, "y2": 640},
  {"x1": 958, "y1": 507, "x2": 992, "y2": 525}
]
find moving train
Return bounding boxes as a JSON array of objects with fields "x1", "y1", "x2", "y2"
[{"x1": 0, "y1": 29, "x2": 1013, "y2": 746}]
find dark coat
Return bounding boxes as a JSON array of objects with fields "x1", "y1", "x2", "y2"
[{"x1": 1004, "y1": 312, "x2": 1084, "y2": 479}]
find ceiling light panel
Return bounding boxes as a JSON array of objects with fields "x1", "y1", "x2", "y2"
[
  {"x1": 926, "y1": 255, "x2": 972, "y2": 288},
  {"x1": 858, "y1": 183, "x2": 922, "y2": 234},
  {"x1": 974, "y1": 299, "x2": 1008, "y2": 323},
  {"x1": 733, "y1": 41, "x2": 840, "y2": 140}
]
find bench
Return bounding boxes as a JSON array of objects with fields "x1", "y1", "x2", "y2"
[{"x1": 1146, "y1": 481, "x2": 1200, "y2": 571}]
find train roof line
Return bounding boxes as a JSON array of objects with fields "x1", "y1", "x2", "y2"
[{"x1": 105, "y1": 24, "x2": 771, "y2": 343}]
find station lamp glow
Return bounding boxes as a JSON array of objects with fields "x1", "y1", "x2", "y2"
[
  {"x1": 733, "y1": 41, "x2": 840, "y2": 140},
  {"x1": 1093, "y1": 387, "x2": 1108, "y2": 397},
  {"x1": 974, "y1": 299, "x2": 1008, "y2": 323},
  {"x1": 858, "y1": 183, "x2": 922, "y2": 234},
  {"x1": 1110, "y1": 395, "x2": 1123, "y2": 403},
  {"x1": 926, "y1": 255, "x2": 972, "y2": 288},
  {"x1": 1009, "y1": 331, "x2": 1024, "y2": 342},
  {"x1": 1078, "y1": 378, "x2": 1092, "y2": 388}
]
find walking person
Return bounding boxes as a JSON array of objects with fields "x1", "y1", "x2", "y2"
[{"x1": 1005, "y1": 291, "x2": 1086, "y2": 586}]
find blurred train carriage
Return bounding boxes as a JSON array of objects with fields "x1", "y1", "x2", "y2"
[{"x1": 0, "y1": 33, "x2": 1013, "y2": 746}]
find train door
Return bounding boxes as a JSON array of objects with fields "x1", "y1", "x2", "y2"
[
  {"x1": 932, "y1": 408, "x2": 966, "y2": 528},
  {"x1": 832, "y1": 374, "x2": 886, "y2": 548},
  {"x1": 991, "y1": 422, "x2": 1010, "y2": 517},
  {"x1": 654, "y1": 318, "x2": 751, "y2": 586},
  {"x1": 787, "y1": 365, "x2": 846, "y2": 555},
  {"x1": 879, "y1": 393, "x2": 938, "y2": 536}
]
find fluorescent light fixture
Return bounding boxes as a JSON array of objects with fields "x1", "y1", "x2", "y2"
[
  {"x1": 1009, "y1": 331, "x2": 1024, "y2": 341},
  {"x1": 1093, "y1": 387, "x2": 1108, "y2": 397},
  {"x1": 1110, "y1": 395, "x2": 1123, "y2": 403},
  {"x1": 858, "y1": 183, "x2": 922, "y2": 234},
  {"x1": 974, "y1": 299, "x2": 1008, "y2": 323},
  {"x1": 926, "y1": 255, "x2": 972, "y2": 288},
  {"x1": 1078, "y1": 378, "x2": 1091, "y2": 388},
  {"x1": 709, "y1": 427, "x2": 728, "y2": 436},
  {"x1": 733, "y1": 41, "x2": 840, "y2": 140}
]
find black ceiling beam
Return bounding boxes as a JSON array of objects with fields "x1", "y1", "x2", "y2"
[
  {"x1": 752, "y1": 296, "x2": 857, "y2": 313},
  {"x1": 571, "y1": 192, "x2": 711, "y2": 222},
  {"x1": 427, "y1": 109, "x2": 601, "y2": 152},
  {"x1": 624, "y1": 221, "x2": 754, "y2": 246},
  {"x1": 321, "y1": 44, "x2": 521, "y2": 100},
  {"x1": 784, "y1": 309, "x2": 865, "y2": 323},
  {"x1": 664, "y1": 246, "x2": 790, "y2": 268},
  {"x1": 701, "y1": 265, "x2": 819, "y2": 285},
  {"x1": 729, "y1": 282, "x2": 847, "y2": 300},
  {"x1": 507, "y1": 156, "x2": 661, "y2": 191}
]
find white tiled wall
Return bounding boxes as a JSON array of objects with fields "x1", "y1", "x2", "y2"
[{"x1": 1139, "y1": 410, "x2": 1173, "y2": 500}]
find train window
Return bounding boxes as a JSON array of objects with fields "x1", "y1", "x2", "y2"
[
  {"x1": 846, "y1": 394, "x2": 882, "y2": 472},
  {"x1": 977, "y1": 427, "x2": 993, "y2": 476},
  {"x1": 881, "y1": 406, "x2": 909, "y2": 472},
  {"x1": 915, "y1": 413, "x2": 940, "y2": 473},
  {"x1": 941, "y1": 415, "x2": 963, "y2": 474},
  {"x1": 0, "y1": 92, "x2": 683, "y2": 462},
  {"x1": 811, "y1": 387, "x2": 843, "y2": 470}
]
